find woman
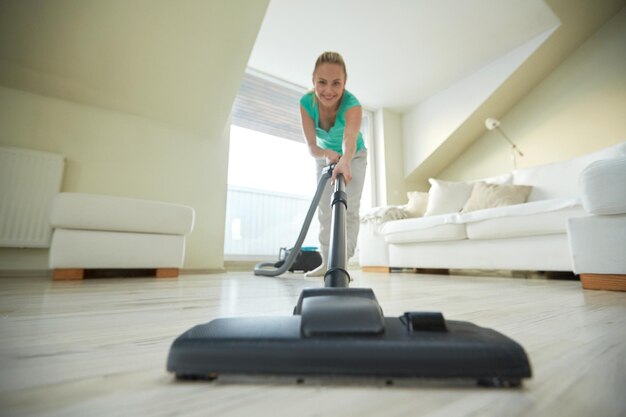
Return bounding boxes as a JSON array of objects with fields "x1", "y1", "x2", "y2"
[{"x1": 299, "y1": 51, "x2": 367, "y2": 277}]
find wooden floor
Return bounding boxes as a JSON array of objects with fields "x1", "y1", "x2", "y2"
[{"x1": 0, "y1": 270, "x2": 625, "y2": 417}]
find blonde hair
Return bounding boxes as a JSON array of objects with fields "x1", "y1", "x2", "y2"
[{"x1": 313, "y1": 51, "x2": 347, "y2": 79}]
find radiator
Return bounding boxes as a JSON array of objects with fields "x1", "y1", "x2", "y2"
[{"x1": 0, "y1": 147, "x2": 65, "y2": 248}]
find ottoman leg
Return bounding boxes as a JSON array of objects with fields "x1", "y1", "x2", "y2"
[
  {"x1": 156, "y1": 268, "x2": 179, "y2": 278},
  {"x1": 53, "y1": 269, "x2": 85, "y2": 280}
]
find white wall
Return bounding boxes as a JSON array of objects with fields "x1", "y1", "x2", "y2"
[
  {"x1": 439, "y1": 7, "x2": 626, "y2": 181},
  {"x1": 374, "y1": 108, "x2": 413, "y2": 206},
  {"x1": 0, "y1": 1, "x2": 269, "y2": 271}
]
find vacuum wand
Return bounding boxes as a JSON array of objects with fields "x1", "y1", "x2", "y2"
[{"x1": 324, "y1": 172, "x2": 350, "y2": 288}]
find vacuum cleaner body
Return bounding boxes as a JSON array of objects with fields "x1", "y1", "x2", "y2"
[
  {"x1": 275, "y1": 247, "x2": 322, "y2": 273},
  {"x1": 167, "y1": 165, "x2": 532, "y2": 386}
]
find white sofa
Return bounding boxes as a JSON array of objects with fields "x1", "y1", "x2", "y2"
[
  {"x1": 49, "y1": 193, "x2": 195, "y2": 279},
  {"x1": 359, "y1": 141, "x2": 626, "y2": 273},
  {"x1": 567, "y1": 156, "x2": 626, "y2": 290}
]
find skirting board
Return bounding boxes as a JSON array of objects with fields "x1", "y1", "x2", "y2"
[{"x1": 0, "y1": 268, "x2": 226, "y2": 278}]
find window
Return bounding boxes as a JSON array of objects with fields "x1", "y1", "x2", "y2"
[{"x1": 224, "y1": 70, "x2": 374, "y2": 259}]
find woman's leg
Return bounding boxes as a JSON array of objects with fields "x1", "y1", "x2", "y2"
[
  {"x1": 306, "y1": 151, "x2": 367, "y2": 276},
  {"x1": 346, "y1": 150, "x2": 368, "y2": 260},
  {"x1": 305, "y1": 157, "x2": 332, "y2": 277}
]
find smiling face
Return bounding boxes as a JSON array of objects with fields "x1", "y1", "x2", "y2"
[{"x1": 313, "y1": 63, "x2": 346, "y2": 110}]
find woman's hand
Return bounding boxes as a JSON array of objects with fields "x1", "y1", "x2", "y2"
[
  {"x1": 324, "y1": 149, "x2": 341, "y2": 165},
  {"x1": 332, "y1": 158, "x2": 352, "y2": 185}
]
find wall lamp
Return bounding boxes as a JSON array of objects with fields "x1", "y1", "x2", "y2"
[{"x1": 485, "y1": 117, "x2": 524, "y2": 169}]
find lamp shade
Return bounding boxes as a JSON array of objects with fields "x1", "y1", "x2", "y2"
[{"x1": 485, "y1": 117, "x2": 500, "y2": 130}]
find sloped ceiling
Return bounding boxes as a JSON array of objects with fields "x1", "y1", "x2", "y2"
[
  {"x1": 248, "y1": 0, "x2": 559, "y2": 112},
  {"x1": 0, "y1": 0, "x2": 269, "y2": 137}
]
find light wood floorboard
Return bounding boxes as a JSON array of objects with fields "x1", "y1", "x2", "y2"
[{"x1": 0, "y1": 270, "x2": 625, "y2": 417}]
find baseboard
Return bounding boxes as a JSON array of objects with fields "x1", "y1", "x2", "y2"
[
  {"x1": 181, "y1": 268, "x2": 226, "y2": 275},
  {"x1": 223, "y1": 260, "x2": 261, "y2": 271},
  {"x1": 0, "y1": 269, "x2": 51, "y2": 278},
  {"x1": 0, "y1": 268, "x2": 226, "y2": 278}
]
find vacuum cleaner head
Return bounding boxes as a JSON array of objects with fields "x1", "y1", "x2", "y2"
[
  {"x1": 168, "y1": 170, "x2": 531, "y2": 387},
  {"x1": 167, "y1": 288, "x2": 531, "y2": 387}
]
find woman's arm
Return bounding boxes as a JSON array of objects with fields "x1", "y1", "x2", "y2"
[
  {"x1": 300, "y1": 105, "x2": 340, "y2": 163},
  {"x1": 332, "y1": 105, "x2": 362, "y2": 184}
]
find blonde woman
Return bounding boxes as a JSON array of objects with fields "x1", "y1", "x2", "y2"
[{"x1": 299, "y1": 51, "x2": 367, "y2": 277}]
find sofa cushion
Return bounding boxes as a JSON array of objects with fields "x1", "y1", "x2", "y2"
[
  {"x1": 50, "y1": 193, "x2": 195, "y2": 235},
  {"x1": 461, "y1": 182, "x2": 532, "y2": 213},
  {"x1": 458, "y1": 197, "x2": 580, "y2": 222},
  {"x1": 513, "y1": 141, "x2": 626, "y2": 202},
  {"x1": 381, "y1": 215, "x2": 466, "y2": 244},
  {"x1": 580, "y1": 156, "x2": 626, "y2": 215},
  {"x1": 466, "y1": 206, "x2": 586, "y2": 240},
  {"x1": 424, "y1": 179, "x2": 473, "y2": 216},
  {"x1": 405, "y1": 191, "x2": 429, "y2": 217}
]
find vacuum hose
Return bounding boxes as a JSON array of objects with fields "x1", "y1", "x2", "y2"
[{"x1": 253, "y1": 165, "x2": 334, "y2": 277}]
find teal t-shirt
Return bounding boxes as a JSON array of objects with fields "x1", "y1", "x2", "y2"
[{"x1": 300, "y1": 90, "x2": 366, "y2": 154}]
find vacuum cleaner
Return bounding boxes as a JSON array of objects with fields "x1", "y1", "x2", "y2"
[{"x1": 167, "y1": 165, "x2": 532, "y2": 387}]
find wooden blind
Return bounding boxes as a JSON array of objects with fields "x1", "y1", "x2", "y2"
[{"x1": 231, "y1": 72, "x2": 307, "y2": 142}]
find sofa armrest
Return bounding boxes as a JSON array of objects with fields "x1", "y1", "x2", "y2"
[
  {"x1": 579, "y1": 156, "x2": 626, "y2": 215},
  {"x1": 567, "y1": 155, "x2": 626, "y2": 280}
]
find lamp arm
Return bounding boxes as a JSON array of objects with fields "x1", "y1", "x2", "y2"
[{"x1": 496, "y1": 127, "x2": 524, "y2": 157}]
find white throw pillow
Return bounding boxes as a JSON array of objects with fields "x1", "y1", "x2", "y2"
[
  {"x1": 424, "y1": 179, "x2": 474, "y2": 216},
  {"x1": 461, "y1": 182, "x2": 532, "y2": 213},
  {"x1": 405, "y1": 191, "x2": 429, "y2": 217}
]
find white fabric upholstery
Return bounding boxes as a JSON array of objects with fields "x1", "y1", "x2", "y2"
[
  {"x1": 385, "y1": 223, "x2": 466, "y2": 244},
  {"x1": 579, "y1": 157, "x2": 626, "y2": 215},
  {"x1": 357, "y1": 224, "x2": 389, "y2": 266},
  {"x1": 380, "y1": 213, "x2": 459, "y2": 233},
  {"x1": 566, "y1": 152, "x2": 626, "y2": 275},
  {"x1": 457, "y1": 198, "x2": 580, "y2": 223},
  {"x1": 466, "y1": 206, "x2": 586, "y2": 240},
  {"x1": 49, "y1": 229, "x2": 186, "y2": 269},
  {"x1": 388, "y1": 235, "x2": 573, "y2": 271},
  {"x1": 567, "y1": 215, "x2": 626, "y2": 274},
  {"x1": 51, "y1": 193, "x2": 194, "y2": 235},
  {"x1": 513, "y1": 141, "x2": 626, "y2": 202}
]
